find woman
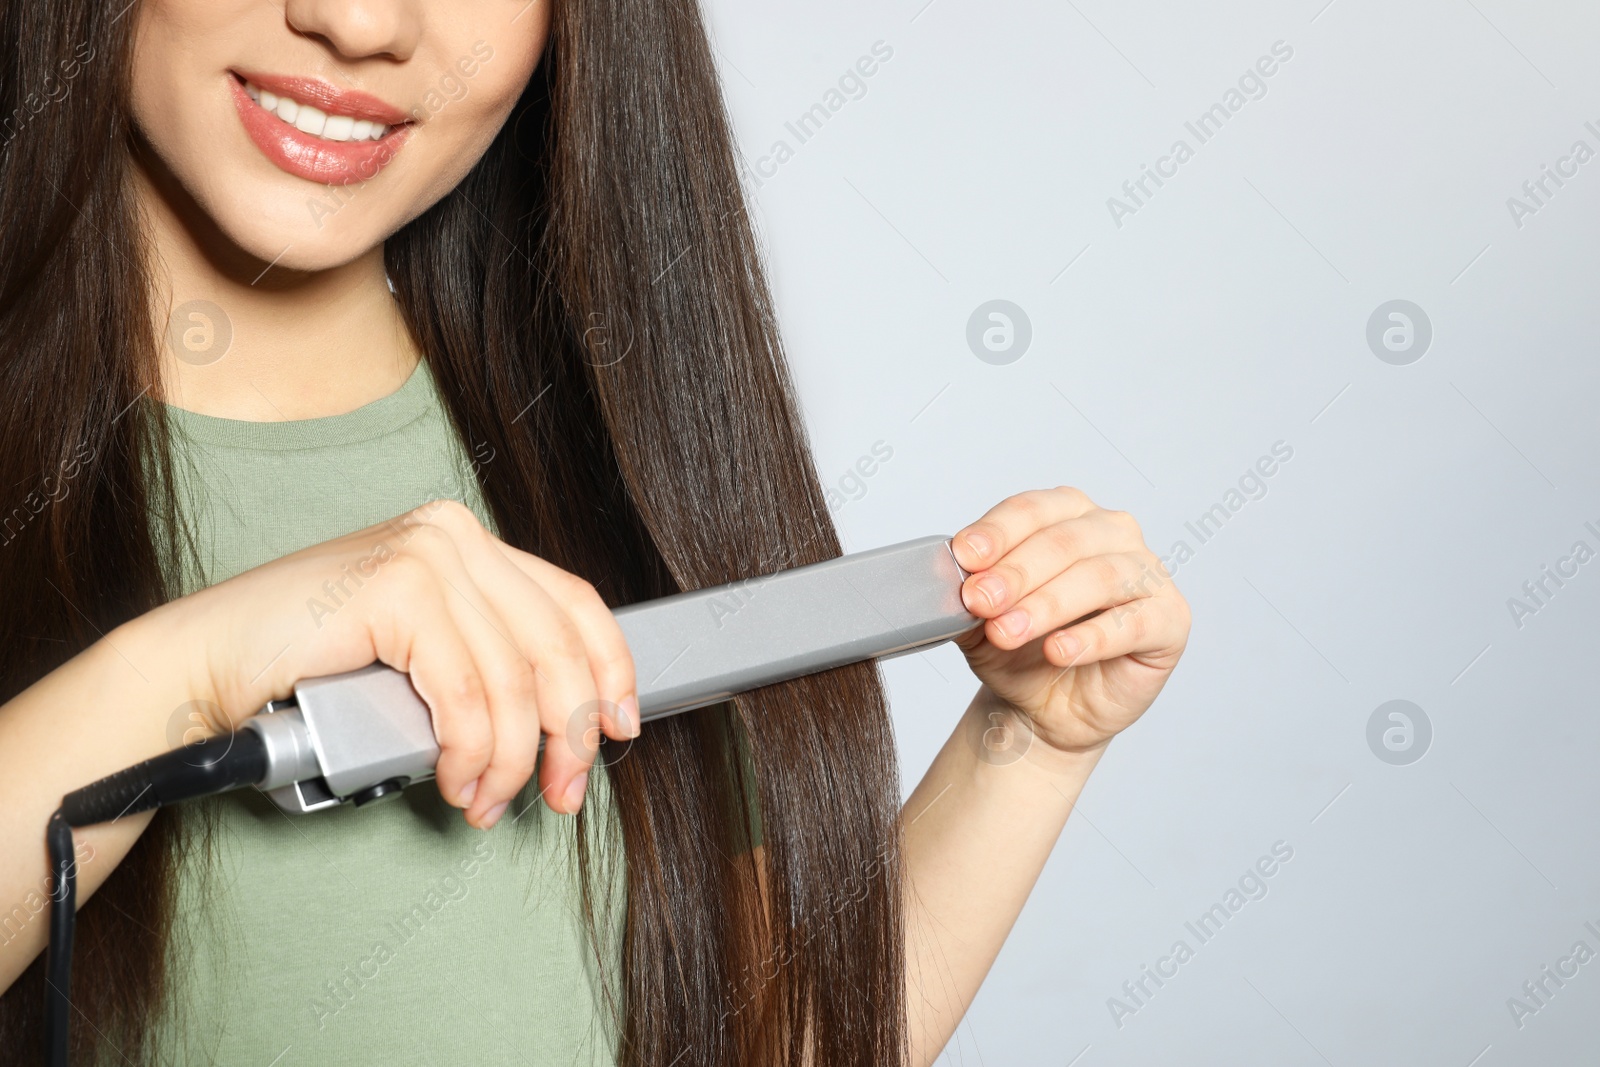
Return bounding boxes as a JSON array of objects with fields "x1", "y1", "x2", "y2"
[{"x1": 0, "y1": 0, "x2": 1191, "y2": 1064}]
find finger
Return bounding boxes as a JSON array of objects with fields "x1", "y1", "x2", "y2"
[
  {"x1": 419, "y1": 501, "x2": 638, "y2": 743},
  {"x1": 952, "y1": 486, "x2": 1100, "y2": 573},
  {"x1": 367, "y1": 549, "x2": 495, "y2": 814},
  {"x1": 961, "y1": 511, "x2": 1144, "y2": 618},
  {"x1": 407, "y1": 513, "x2": 604, "y2": 819},
  {"x1": 395, "y1": 523, "x2": 544, "y2": 823},
  {"x1": 454, "y1": 544, "x2": 629, "y2": 791},
  {"x1": 1045, "y1": 592, "x2": 1189, "y2": 669},
  {"x1": 520, "y1": 596, "x2": 604, "y2": 816},
  {"x1": 484, "y1": 543, "x2": 639, "y2": 741},
  {"x1": 428, "y1": 537, "x2": 605, "y2": 816},
  {"x1": 983, "y1": 551, "x2": 1170, "y2": 651},
  {"x1": 434, "y1": 576, "x2": 545, "y2": 829}
]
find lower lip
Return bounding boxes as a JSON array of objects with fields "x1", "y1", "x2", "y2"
[{"x1": 228, "y1": 76, "x2": 411, "y2": 186}]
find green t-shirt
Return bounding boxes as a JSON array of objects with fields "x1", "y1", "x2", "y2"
[{"x1": 151, "y1": 361, "x2": 626, "y2": 1065}]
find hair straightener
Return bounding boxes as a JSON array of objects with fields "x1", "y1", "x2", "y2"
[{"x1": 40, "y1": 534, "x2": 976, "y2": 1066}]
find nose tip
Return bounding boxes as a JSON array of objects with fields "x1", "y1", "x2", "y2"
[{"x1": 283, "y1": 0, "x2": 422, "y2": 64}]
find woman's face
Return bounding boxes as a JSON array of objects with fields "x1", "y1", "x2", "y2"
[{"x1": 129, "y1": 0, "x2": 549, "y2": 272}]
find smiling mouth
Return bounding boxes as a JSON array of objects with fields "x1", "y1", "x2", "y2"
[
  {"x1": 227, "y1": 70, "x2": 415, "y2": 185},
  {"x1": 237, "y1": 76, "x2": 401, "y2": 143}
]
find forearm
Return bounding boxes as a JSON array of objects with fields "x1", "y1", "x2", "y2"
[
  {"x1": 900, "y1": 685, "x2": 1105, "y2": 1067},
  {"x1": 0, "y1": 607, "x2": 207, "y2": 992}
]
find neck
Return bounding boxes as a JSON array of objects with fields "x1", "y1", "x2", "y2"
[{"x1": 135, "y1": 145, "x2": 422, "y2": 422}]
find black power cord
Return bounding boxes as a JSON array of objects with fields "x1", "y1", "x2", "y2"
[{"x1": 43, "y1": 730, "x2": 269, "y2": 1067}]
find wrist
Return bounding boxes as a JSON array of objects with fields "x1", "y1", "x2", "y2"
[
  {"x1": 965, "y1": 685, "x2": 1110, "y2": 779},
  {"x1": 106, "y1": 600, "x2": 230, "y2": 738}
]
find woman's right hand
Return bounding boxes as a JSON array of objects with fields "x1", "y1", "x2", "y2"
[{"x1": 157, "y1": 498, "x2": 638, "y2": 828}]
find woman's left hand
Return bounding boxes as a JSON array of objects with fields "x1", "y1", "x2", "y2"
[{"x1": 951, "y1": 486, "x2": 1190, "y2": 760}]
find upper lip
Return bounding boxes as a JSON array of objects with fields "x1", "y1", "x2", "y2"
[{"x1": 232, "y1": 70, "x2": 413, "y2": 126}]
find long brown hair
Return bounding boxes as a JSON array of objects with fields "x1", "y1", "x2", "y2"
[{"x1": 0, "y1": 1, "x2": 906, "y2": 1063}]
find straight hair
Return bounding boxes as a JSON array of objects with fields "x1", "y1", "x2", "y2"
[{"x1": 0, "y1": 1, "x2": 906, "y2": 1063}]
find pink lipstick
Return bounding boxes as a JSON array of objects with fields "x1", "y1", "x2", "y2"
[{"x1": 228, "y1": 71, "x2": 413, "y2": 186}]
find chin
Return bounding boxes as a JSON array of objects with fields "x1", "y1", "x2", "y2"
[
  {"x1": 125, "y1": 0, "x2": 547, "y2": 283},
  {"x1": 199, "y1": 182, "x2": 413, "y2": 274},
  {"x1": 134, "y1": 71, "x2": 485, "y2": 278}
]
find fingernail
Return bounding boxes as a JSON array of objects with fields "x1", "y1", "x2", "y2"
[
  {"x1": 563, "y1": 772, "x2": 589, "y2": 814},
  {"x1": 457, "y1": 778, "x2": 478, "y2": 808},
  {"x1": 974, "y1": 574, "x2": 1006, "y2": 611},
  {"x1": 618, "y1": 695, "x2": 640, "y2": 738},
  {"x1": 479, "y1": 800, "x2": 508, "y2": 829},
  {"x1": 996, "y1": 608, "x2": 1029, "y2": 639},
  {"x1": 962, "y1": 530, "x2": 991, "y2": 561}
]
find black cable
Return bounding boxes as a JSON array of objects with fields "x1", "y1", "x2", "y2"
[
  {"x1": 44, "y1": 812, "x2": 74, "y2": 1067},
  {"x1": 42, "y1": 729, "x2": 269, "y2": 1067}
]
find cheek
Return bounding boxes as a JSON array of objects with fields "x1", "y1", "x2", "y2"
[
  {"x1": 438, "y1": 40, "x2": 544, "y2": 149},
  {"x1": 129, "y1": 0, "x2": 251, "y2": 149},
  {"x1": 412, "y1": 45, "x2": 542, "y2": 188}
]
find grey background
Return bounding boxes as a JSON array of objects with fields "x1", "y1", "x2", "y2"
[{"x1": 704, "y1": 1, "x2": 1600, "y2": 1064}]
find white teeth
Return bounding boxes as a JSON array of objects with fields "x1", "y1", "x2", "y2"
[
  {"x1": 243, "y1": 79, "x2": 393, "y2": 143},
  {"x1": 294, "y1": 104, "x2": 327, "y2": 136}
]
